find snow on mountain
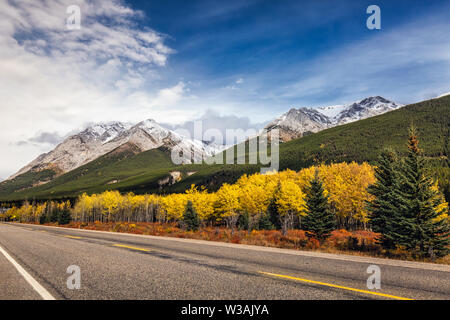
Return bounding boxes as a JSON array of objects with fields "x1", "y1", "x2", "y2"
[
  {"x1": 121, "y1": 119, "x2": 225, "y2": 162},
  {"x1": 264, "y1": 96, "x2": 402, "y2": 142},
  {"x1": 316, "y1": 104, "x2": 347, "y2": 118},
  {"x1": 8, "y1": 119, "x2": 225, "y2": 181}
]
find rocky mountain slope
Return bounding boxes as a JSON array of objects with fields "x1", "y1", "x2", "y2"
[{"x1": 264, "y1": 96, "x2": 402, "y2": 141}]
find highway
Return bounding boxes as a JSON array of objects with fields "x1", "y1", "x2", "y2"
[{"x1": 0, "y1": 222, "x2": 449, "y2": 300}]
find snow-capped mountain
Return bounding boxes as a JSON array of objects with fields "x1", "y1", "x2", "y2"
[
  {"x1": 264, "y1": 96, "x2": 402, "y2": 141},
  {"x1": 8, "y1": 120, "x2": 225, "y2": 181}
]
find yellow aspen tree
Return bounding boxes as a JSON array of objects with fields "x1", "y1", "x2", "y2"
[
  {"x1": 237, "y1": 173, "x2": 274, "y2": 231},
  {"x1": 275, "y1": 178, "x2": 306, "y2": 235},
  {"x1": 215, "y1": 183, "x2": 241, "y2": 232},
  {"x1": 101, "y1": 190, "x2": 121, "y2": 222}
]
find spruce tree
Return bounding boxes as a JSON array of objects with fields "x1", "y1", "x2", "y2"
[
  {"x1": 302, "y1": 170, "x2": 336, "y2": 241},
  {"x1": 58, "y1": 209, "x2": 72, "y2": 225},
  {"x1": 182, "y1": 201, "x2": 200, "y2": 231},
  {"x1": 268, "y1": 181, "x2": 282, "y2": 229},
  {"x1": 267, "y1": 198, "x2": 280, "y2": 229},
  {"x1": 237, "y1": 212, "x2": 249, "y2": 230},
  {"x1": 39, "y1": 212, "x2": 50, "y2": 224},
  {"x1": 50, "y1": 209, "x2": 59, "y2": 223},
  {"x1": 367, "y1": 149, "x2": 411, "y2": 249},
  {"x1": 400, "y1": 126, "x2": 450, "y2": 258},
  {"x1": 257, "y1": 212, "x2": 275, "y2": 230}
]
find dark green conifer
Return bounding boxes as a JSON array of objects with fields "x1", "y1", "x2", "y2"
[
  {"x1": 367, "y1": 149, "x2": 410, "y2": 249},
  {"x1": 57, "y1": 209, "x2": 72, "y2": 225},
  {"x1": 302, "y1": 170, "x2": 336, "y2": 241},
  {"x1": 400, "y1": 127, "x2": 450, "y2": 258},
  {"x1": 182, "y1": 201, "x2": 200, "y2": 231}
]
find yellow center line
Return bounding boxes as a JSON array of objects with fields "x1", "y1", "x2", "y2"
[
  {"x1": 258, "y1": 271, "x2": 413, "y2": 300},
  {"x1": 112, "y1": 244, "x2": 150, "y2": 252},
  {"x1": 64, "y1": 235, "x2": 83, "y2": 239},
  {"x1": 40, "y1": 230, "x2": 47, "y2": 233}
]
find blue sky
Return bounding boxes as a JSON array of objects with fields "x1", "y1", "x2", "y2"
[
  {"x1": 1, "y1": 0, "x2": 450, "y2": 179},
  {"x1": 128, "y1": 0, "x2": 450, "y2": 116}
]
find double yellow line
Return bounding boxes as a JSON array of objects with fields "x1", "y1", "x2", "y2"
[{"x1": 259, "y1": 271, "x2": 413, "y2": 300}]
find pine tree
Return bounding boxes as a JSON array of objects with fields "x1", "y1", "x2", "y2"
[
  {"x1": 267, "y1": 197, "x2": 281, "y2": 230},
  {"x1": 400, "y1": 126, "x2": 450, "y2": 258},
  {"x1": 50, "y1": 209, "x2": 59, "y2": 223},
  {"x1": 39, "y1": 212, "x2": 49, "y2": 225},
  {"x1": 58, "y1": 209, "x2": 72, "y2": 225},
  {"x1": 182, "y1": 201, "x2": 200, "y2": 231},
  {"x1": 302, "y1": 170, "x2": 336, "y2": 241},
  {"x1": 257, "y1": 212, "x2": 275, "y2": 230},
  {"x1": 367, "y1": 149, "x2": 411, "y2": 249},
  {"x1": 237, "y1": 212, "x2": 249, "y2": 230}
]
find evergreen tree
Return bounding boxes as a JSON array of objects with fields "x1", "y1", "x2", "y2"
[
  {"x1": 267, "y1": 199, "x2": 281, "y2": 229},
  {"x1": 302, "y1": 170, "x2": 336, "y2": 241},
  {"x1": 367, "y1": 149, "x2": 411, "y2": 249},
  {"x1": 49, "y1": 209, "x2": 59, "y2": 223},
  {"x1": 39, "y1": 212, "x2": 49, "y2": 225},
  {"x1": 58, "y1": 209, "x2": 72, "y2": 225},
  {"x1": 257, "y1": 212, "x2": 275, "y2": 230},
  {"x1": 237, "y1": 212, "x2": 249, "y2": 230},
  {"x1": 182, "y1": 201, "x2": 200, "y2": 231},
  {"x1": 400, "y1": 126, "x2": 450, "y2": 258},
  {"x1": 268, "y1": 181, "x2": 281, "y2": 229}
]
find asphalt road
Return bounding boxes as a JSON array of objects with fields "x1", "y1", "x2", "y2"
[{"x1": 0, "y1": 222, "x2": 449, "y2": 300}]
